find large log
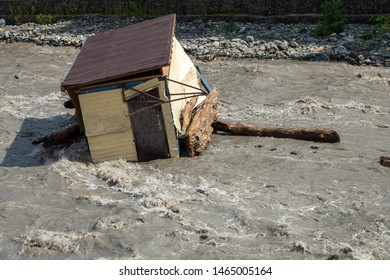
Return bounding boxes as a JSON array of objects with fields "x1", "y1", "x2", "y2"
[
  {"x1": 32, "y1": 123, "x2": 82, "y2": 148},
  {"x1": 186, "y1": 87, "x2": 219, "y2": 157},
  {"x1": 212, "y1": 120, "x2": 340, "y2": 143}
]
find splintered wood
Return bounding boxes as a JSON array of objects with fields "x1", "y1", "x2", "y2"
[
  {"x1": 185, "y1": 87, "x2": 219, "y2": 157},
  {"x1": 181, "y1": 96, "x2": 198, "y2": 133}
]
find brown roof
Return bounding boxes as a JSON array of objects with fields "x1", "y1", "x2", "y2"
[{"x1": 62, "y1": 14, "x2": 176, "y2": 87}]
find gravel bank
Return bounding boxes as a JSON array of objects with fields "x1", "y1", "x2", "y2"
[{"x1": 1, "y1": 15, "x2": 390, "y2": 67}]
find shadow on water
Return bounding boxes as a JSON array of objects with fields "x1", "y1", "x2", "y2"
[{"x1": 1, "y1": 115, "x2": 88, "y2": 167}]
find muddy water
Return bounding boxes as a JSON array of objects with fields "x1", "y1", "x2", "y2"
[{"x1": 1, "y1": 42, "x2": 389, "y2": 260}]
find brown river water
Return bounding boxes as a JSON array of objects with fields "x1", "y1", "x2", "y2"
[{"x1": 0, "y1": 42, "x2": 389, "y2": 259}]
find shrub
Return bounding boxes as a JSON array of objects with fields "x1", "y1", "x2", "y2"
[
  {"x1": 225, "y1": 21, "x2": 236, "y2": 33},
  {"x1": 372, "y1": 15, "x2": 390, "y2": 35},
  {"x1": 299, "y1": 26, "x2": 308, "y2": 34},
  {"x1": 35, "y1": 14, "x2": 55, "y2": 25},
  {"x1": 314, "y1": 0, "x2": 347, "y2": 38},
  {"x1": 110, "y1": 1, "x2": 145, "y2": 16},
  {"x1": 360, "y1": 31, "x2": 374, "y2": 40}
]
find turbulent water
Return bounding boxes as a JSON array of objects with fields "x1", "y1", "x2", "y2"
[{"x1": 1, "y1": 42, "x2": 389, "y2": 260}]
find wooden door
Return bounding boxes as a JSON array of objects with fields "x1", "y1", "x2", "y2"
[{"x1": 127, "y1": 88, "x2": 170, "y2": 161}]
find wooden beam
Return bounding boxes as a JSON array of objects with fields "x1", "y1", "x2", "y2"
[
  {"x1": 212, "y1": 120, "x2": 340, "y2": 143},
  {"x1": 186, "y1": 87, "x2": 219, "y2": 157}
]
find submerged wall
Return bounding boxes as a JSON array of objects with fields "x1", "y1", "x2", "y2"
[{"x1": 0, "y1": 0, "x2": 389, "y2": 16}]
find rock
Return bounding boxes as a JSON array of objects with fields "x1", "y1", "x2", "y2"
[
  {"x1": 245, "y1": 35, "x2": 254, "y2": 43},
  {"x1": 266, "y1": 42, "x2": 278, "y2": 53},
  {"x1": 289, "y1": 41, "x2": 299, "y2": 48},
  {"x1": 343, "y1": 36, "x2": 355, "y2": 43},
  {"x1": 244, "y1": 48, "x2": 256, "y2": 56},
  {"x1": 277, "y1": 40, "x2": 289, "y2": 50},
  {"x1": 212, "y1": 41, "x2": 220, "y2": 48},
  {"x1": 362, "y1": 59, "x2": 372, "y2": 64},
  {"x1": 238, "y1": 45, "x2": 248, "y2": 52},
  {"x1": 194, "y1": 19, "x2": 203, "y2": 25},
  {"x1": 0, "y1": 15, "x2": 388, "y2": 66},
  {"x1": 238, "y1": 26, "x2": 246, "y2": 34},
  {"x1": 378, "y1": 48, "x2": 390, "y2": 58},
  {"x1": 334, "y1": 45, "x2": 350, "y2": 55},
  {"x1": 349, "y1": 51, "x2": 359, "y2": 60},
  {"x1": 197, "y1": 23, "x2": 205, "y2": 31}
]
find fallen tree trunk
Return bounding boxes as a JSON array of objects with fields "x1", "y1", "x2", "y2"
[
  {"x1": 32, "y1": 123, "x2": 82, "y2": 148},
  {"x1": 212, "y1": 120, "x2": 340, "y2": 143},
  {"x1": 186, "y1": 87, "x2": 219, "y2": 157}
]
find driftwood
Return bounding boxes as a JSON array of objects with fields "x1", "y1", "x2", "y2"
[
  {"x1": 186, "y1": 87, "x2": 219, "y2": 157},
  {"x1": 212, "y1": 120, "x2": 340, "y2": 143},
  {"x1": 380, "y1": 156, "x2": 390, "y2": 167},
  {"x1": 63, "y1": 99, "x2": 75, "y2": 109},
  {"x1": 32, "y1": 123, "x2": 81, "y2": 148},
  {"x1": 181, "y1": 96, "x2": 198, "y2": 133}
]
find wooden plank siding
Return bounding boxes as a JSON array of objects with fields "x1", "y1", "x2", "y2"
[
  {"x1": 80, "y1": 79, "x2": 178, "y2": 162},
  {"x1": 87, "y1": 130, "x2": 137, "y2": 162},
  {"x1": 79, "y1": 88, "x2": 132, "y2": 137},
  {"x1": 79, "y1": 88, "x2": 137, "y2": 162}
]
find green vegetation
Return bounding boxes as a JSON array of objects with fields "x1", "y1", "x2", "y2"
[
  {"x1": 109, "y1": 0, "x2": 145, "y2": 16},
  {"x1": 360, "y1": 31, "x2": 374, "y2": 40},
  {"x1": 371, "y1": 15, "x2": 390, "y2": 35},
  {"x1": 224, "y1": 21, "x2": 236, "y2": 33},
  {"x1": 35, "y1": 14, "x2": 55, "y2": 25},
  {"x1": 314, "y1": 0, "x2": 347, "y2": 38},
  {"x1": 299, "y1": 25, "x2": 308, "y2": 34},
  {"x1": 265, "y1": 17, "x2": 277, "y2": 25}
]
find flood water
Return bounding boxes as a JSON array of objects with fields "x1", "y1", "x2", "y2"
[{"x1": 1, "y1": 42, "x2": 389, "y2": 259}]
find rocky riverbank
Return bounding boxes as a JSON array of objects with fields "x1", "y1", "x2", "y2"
[{"x1": 1, "y1": 15, "x2": 390, "y2": 66}]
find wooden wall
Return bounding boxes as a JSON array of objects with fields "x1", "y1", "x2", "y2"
[{"x1": 79, "y1": 88, "x2": 138, "y2": 162}]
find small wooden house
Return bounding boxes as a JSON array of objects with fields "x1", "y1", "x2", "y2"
[{"x1": 62, "y1": 14, "x2": 209, "y2": 162}]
